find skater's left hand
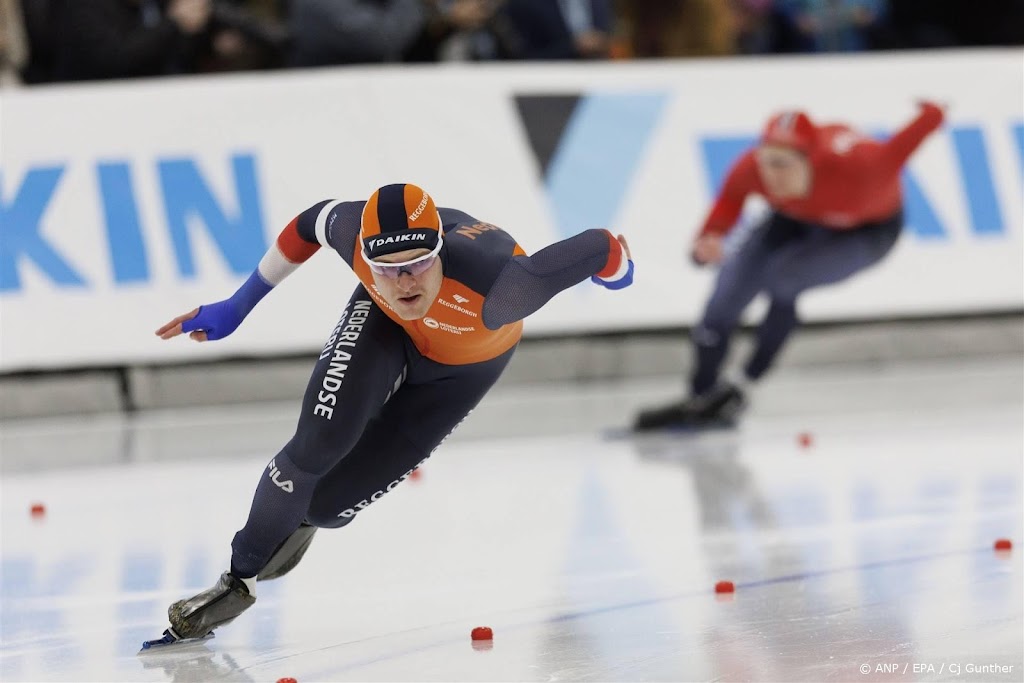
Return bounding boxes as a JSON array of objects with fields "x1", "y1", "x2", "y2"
[
  {"x1": 591, "y1": 233, "x2": 634, "y2": 290},
  {"x1": 691, "y1": 235, "x2": 724, "y2": 266}
]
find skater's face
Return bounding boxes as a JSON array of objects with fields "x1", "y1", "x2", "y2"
[
  {"x1": 756, "y1": 145, "x2": 811, "y2": 199},
  {"x1": 370, "y1": 247, "x2": 444, "y2": 320}
]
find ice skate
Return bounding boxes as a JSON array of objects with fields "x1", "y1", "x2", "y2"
[
  {"x1": 258, "y1": 522, "x2": 317, "y2": 581},
  {"x1": 633, "y1": 382, "x2": 746, "y2": 432},
  {"x1": 167, "y1": 571, "x2": 255, "y2": 640}
]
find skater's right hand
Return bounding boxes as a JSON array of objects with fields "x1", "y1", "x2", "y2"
[
  {"x1": 155, "y1": 298, "x2": 246, "y2": 342},
  {"x1": 915, "y1": 100, "x2": 946, "y2": 126},
  {"x1": 691, "y1": 235, "x2": 724, "y2": 266},
  {"x1": 156, "y1": 308, "x2": 205, "y2": 341}
]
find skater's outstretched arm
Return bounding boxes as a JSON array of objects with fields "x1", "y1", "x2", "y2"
[
  {"x1": 697, "y1": 151, "x2": 758, "y2": 240},
  {"x1": 481, "y1": 230, "x2": 633, "y2": 329},
  {"x1": 690, "y1": 151, "x2": 758, "y2": 266},
  {"x1": 155, "y1": 200, "x2": 361, "y2": 342},
  {"x1": 876, "y1": 101, "x2": 945, "y2": 172}
]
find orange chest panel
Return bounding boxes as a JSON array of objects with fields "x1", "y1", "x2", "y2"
[{"x1": 353, "y1": 260, "x2": 522, "y2": 365}]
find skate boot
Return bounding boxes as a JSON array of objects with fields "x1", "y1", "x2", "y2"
[
  {"x1": 695, "y1": 382, "x2": 747, "y2": 422},
  {"x1": 633, "y1": 382, "x2": 747, "y2": 432},
  {"x1": 257, "y1": 522, "x2": 317, "y2": 581},
  {"x1": 168, "y1": 571, "x2": 255, "y2": 639}
]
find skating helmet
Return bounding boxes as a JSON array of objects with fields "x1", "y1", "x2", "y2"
[
  {"x1": 760, "y1": 111, "x2": 817, "y2": 154},
  {"x1": 360, "y1": 183, "x2": 443, "y2": 262}
]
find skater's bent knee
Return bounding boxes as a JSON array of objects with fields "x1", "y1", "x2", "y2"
[
  {"x1": 304, "y1": 506, "x2": 356, "y2": 529},
  {"x1": 278, "y1": 439, "x2": 344, "y2": 477}
]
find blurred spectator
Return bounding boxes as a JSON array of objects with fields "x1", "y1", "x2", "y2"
[
  {"x1": 886, "y1": 0, "x2": 1024, "y2": 49},
  {"x1": 732, "y1": 0, "x2": 804, "y2": 54},
  {"x1": 405, "y1": 0, "x2": 517, "y2": 62},
  {"x1": 777, "y1": 0, "x2": 888, "y2": 52},
  {"x1": 196, "y1": 0, "x2": 290, "y2": 73},
  {"x1": 288, "y1": 0, "x2": 425, "y2": 66},
  {"x1": 884, "y1": 0, "x2": 957, "y2": 47},
  {"x1": 1, "y1": 0, "x2": 29, "y2": 85},
  {"x1": 50, "y1": 0, "x2": 214, "y2": 81},
  {"x1": 499, "y1": 0, "x2": 614, "y2": 60},
  {"x1": 615, "y1": 0, "x2": 736, "y2": 58},
  {"x1": 18, "y1": 0, "x2": 56, "y2": 83}
]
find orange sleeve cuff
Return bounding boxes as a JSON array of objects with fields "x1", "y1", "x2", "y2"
[{"x1": 595, "y1": 231, "x2": 624, "y2": 279}]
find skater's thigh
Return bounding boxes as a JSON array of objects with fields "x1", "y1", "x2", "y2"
[
  {"x1": 703, "y1": 213, "x2": 803, "y2": 321},
  {"x1": 763, "y1": 216, "x2": 902, "y2": 300},
  {"x1": 287, "y1": 286, "x2": 409, "y2": 473},
  {"x1": 306, "y1": 349, "x2": 513, "y2": 526}
]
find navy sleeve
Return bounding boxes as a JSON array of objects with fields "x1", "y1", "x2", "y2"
[
  {"x1": 294, "y1": 200, "x2": 332, "y2": 243},
  {"x1": 481, "y1": 229, "x2": 614, "y2": 329},
  {"x1": 295, "y1": 200, "x2": 365, "y2": 268}
]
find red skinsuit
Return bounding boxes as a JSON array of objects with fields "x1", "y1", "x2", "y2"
[{"x1": 699, "y1": 104, "x2": 945, "y2": 237}]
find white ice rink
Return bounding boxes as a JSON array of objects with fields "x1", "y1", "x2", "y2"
[{"x1": 2, "y1": 358, "x2": 1022, "y2": 682}]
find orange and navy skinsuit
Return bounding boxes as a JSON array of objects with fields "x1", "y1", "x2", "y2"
[
  {"x1": 272, "y1": 201, "x2": 628, "y2": 365},
  {"x1": 227, "y1": 201, "x2": 627, "y2": 578}
]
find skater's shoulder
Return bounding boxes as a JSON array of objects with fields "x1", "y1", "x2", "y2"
[
  {"x1": 813, "y1": 125, "x2": 881, "y2": 164},
  {"x1": 440, "y1": 209, "x2": 516, "y2": 246},
  {"x1": 440, "y1": 211, "x2": 523, "y2": 296}
]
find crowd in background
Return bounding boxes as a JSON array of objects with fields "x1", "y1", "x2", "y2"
[{"x1": 1, "y1": 0, "x2": 1023, "y2": 86}]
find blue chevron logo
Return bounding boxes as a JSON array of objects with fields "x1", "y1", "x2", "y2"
[{"x1": 515, "y1": 93, "x2": 668, "y2": 239}]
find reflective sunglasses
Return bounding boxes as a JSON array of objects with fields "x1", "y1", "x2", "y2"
[{"x1": 362, "y1": 238, "x2": 443, "y2": 280}]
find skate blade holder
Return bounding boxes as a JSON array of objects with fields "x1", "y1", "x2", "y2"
[{"x1": 138, "y1": 627, "x2": 215, "y2": 654}]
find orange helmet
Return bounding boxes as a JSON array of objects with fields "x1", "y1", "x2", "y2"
[
  {"x1": 360, "y1": 183, "x2": 442, "y2": 260},
  {"x1": 760, "y1": 111, "x2": 817, "y2": 154}
]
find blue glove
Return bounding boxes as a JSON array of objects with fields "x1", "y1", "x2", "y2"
[
  {"x1": 181, "y1": 299, "x2": 247, "y2": 340},
  {"x1": 181, "y1": 271, "x2": 272, "y2": 340},
  {"x1": 591, "y1": 260, "x2": 634, "y2": 290}
]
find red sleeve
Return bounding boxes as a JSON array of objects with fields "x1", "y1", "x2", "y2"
[
  {"x1": 276, "y1": 216, "x2": 320, "y2": 264},
  {"x1": 699, "y1": 150, "x2": 758, "y2": 238},
  {"x1": 877, "y1": 103, "x2": 944, "y2": 173},
  {"x1": 595, "y1": 230, "x2": 625, "y2": 278}
]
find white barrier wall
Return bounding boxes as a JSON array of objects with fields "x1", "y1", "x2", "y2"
[{"x1": 1, "y1": 50, "x2": 1022, "y2": 372}]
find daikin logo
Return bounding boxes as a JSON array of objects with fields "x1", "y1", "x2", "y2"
[
  {"x1": 0, "y1": 151, "x2": 452, "y2": 294},
  {"x1": 0, "y1": 153, "x2": 267, "y2": 292},
  {"x1": 368, "y1": 233, "x2": 426, "y2": 249}
]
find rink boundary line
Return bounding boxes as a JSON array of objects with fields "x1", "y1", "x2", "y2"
[
  {"x1": 280, "y1": 545, "x2": 1004, "y2": 679},
  {"x1": 546, "y1": 546, "x2": 997, "y2": 623}
]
